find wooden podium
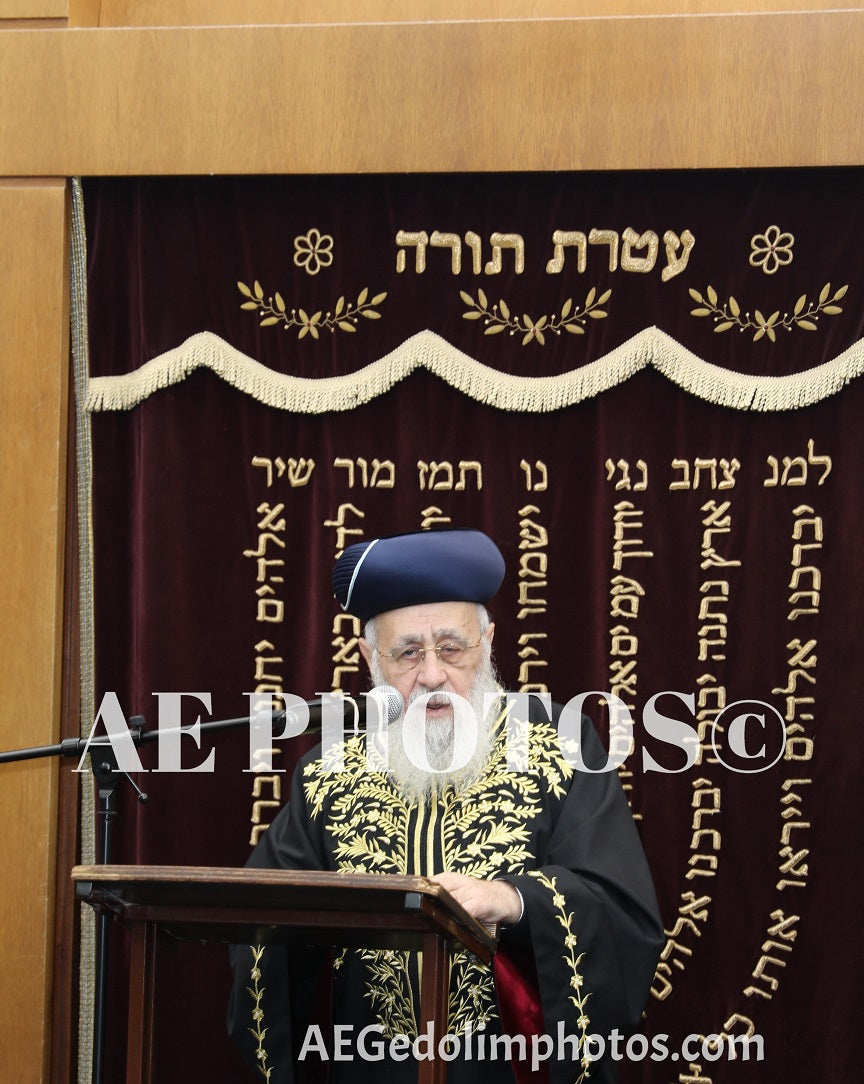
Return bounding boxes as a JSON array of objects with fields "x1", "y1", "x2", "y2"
[{"x1": 72, "y1": 864, "x2": 498, "y2": 1084}]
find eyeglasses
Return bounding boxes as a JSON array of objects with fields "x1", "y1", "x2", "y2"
[{"x1": 376, "y1": 640, "x2": 482, "y2": 672}]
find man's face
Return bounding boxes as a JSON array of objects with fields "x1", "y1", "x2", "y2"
[{"x1": 359, "y1": 601, "x2": 494, "y2": 720}]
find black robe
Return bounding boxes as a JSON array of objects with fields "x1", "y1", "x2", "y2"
[{"x1": 228, "y1": 700, "x2": 663, "y2": 1083}]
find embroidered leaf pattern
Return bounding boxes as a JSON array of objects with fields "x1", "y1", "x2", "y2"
[
  {"x1": 245, "y1": 945, "x2": 274, "y2": 1081},
  {"x1": 461, "y1": 287, "x2": 611, "y2": 344},
  {"x1": 359, "y1": 949, "x2": 417, "y2": 1037},
  {"x1": 237, "y1": 280, "x2": 386, "y2": 338},
  {"x1": 689, "y1": 283, "x2": 847, "y2": 342},
  {"x1": 448, "y1": 949, "x2": 496, "y2": 1035},
  {"x1": 527, "y1": 872, "x2": 592, "y2": 1083}
]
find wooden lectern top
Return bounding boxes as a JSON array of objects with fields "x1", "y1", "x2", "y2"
[{"x1": 72, "y1": 864, "x2": 498, "y2": 959}]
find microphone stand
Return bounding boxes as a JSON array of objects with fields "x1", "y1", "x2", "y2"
[
  {"x1": 0, "y1": 718, "x2": 150, "y2": 1084},
  {"x1": 0, "y1": 695, "x2": 370, "y2": 1084}
]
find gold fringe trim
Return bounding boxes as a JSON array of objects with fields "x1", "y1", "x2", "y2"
[{"x1": 85, "y1": 328, "x2": 864, "y2": 414}]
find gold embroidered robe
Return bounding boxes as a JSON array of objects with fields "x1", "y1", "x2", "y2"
[{"x1": 228, "y1": 702, "x2": 663, "y2": 1084}]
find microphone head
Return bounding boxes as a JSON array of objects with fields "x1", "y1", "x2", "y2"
[{"x1": 367, "y1": 684, "x2": 404, "y2": 724}]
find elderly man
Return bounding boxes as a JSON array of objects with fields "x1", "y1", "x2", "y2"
[{"x1": 228, "y1": 528, "x2": 663, "y2": 1083}]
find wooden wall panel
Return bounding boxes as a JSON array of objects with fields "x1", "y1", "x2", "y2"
[
  {"x1": 91, "y1": 0, "x2": 852, "y2": 24},
  {"x1": 0, "y1": 0, "x2": 67, "y2": 27},
  {"x1": 1, "y1": 13, "x2": 863, "y2": 175},
  {"x1": 0, "y1": 0, "x2": 66, "y2": 16},
  {"x1": 0, "y1": 179, "x2": 69, "y2": 1083}
]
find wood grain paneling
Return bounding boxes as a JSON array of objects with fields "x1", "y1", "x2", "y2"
[
  {"x1": 0, "y1": 179, "x2": 69, "y2": 1083},
  {"x1": 0, "y1": 14, "x2": 863, "y2": 175},
  {"x1": 92, "y1": 0, "x2": 858, "y2": 26}
]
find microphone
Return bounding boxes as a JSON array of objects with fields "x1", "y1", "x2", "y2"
[
  {"x1": 363, "y1": 684, "x2": 404, "y2": 726},
  {"x1": 248, "y1": 686, "x2": 404, "y2": 772},
  {"x1": 262, "y1": 685, "x2": 403, "y2": 735}
]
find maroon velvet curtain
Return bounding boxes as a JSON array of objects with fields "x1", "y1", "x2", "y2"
[{"x1": 82, "y1": 171, "x2": 864, "y2": 1083}]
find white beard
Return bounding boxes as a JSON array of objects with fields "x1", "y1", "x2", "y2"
[{"x1": 369, "y1": 651, "x2": 501, "y2": 804}]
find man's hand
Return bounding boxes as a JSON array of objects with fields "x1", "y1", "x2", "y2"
[{"x1": 429, "y1": 871, "x2": 522, "y2": 925}]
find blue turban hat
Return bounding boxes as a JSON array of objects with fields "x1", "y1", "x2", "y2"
[{"x1": 332, "y1": 528, "x2": 505, "y2": 622}]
